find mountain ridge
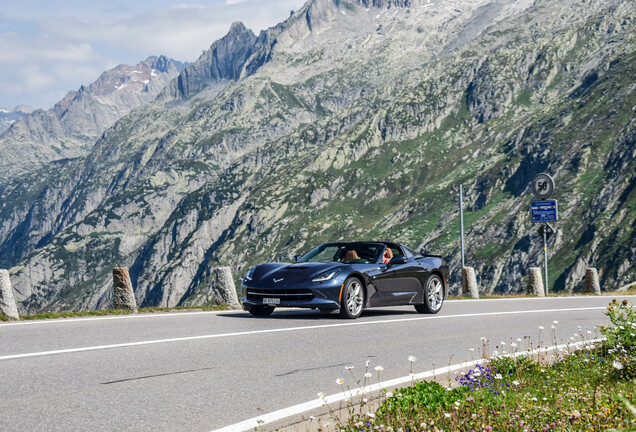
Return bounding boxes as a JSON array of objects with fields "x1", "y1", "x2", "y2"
[
  {"x1": 0, "y1": 56, "x2": 187, "y2": 184},
  {"x1": 0, "y1": 0, "x2": 633, "y2": 313}
]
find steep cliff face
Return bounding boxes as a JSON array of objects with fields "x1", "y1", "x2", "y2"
[
  {"x1": 159, "y1": 23, "x2": 259, "y2": 100},
  {"x1": 0, "y1": 56, "x2": 186, "y2": 184},
  {"x1": 0, "y1": 0, "x2": 633, "y2": 313}
]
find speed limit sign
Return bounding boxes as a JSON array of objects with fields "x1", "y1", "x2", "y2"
[{"x1": 531, "y1": 173, "x2": 555, "y2": 200}]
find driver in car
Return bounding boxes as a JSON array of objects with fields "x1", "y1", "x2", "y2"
[{"x1": 382, "y1": 247, "x2": 393, "y2": 264}]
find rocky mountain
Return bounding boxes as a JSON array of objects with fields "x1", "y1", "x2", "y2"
[
  {"x1": 0, "y1": 0, "x2": 633, "y2": 313},
  {"x1": 0, "y1": 56, "x2": 187, "y2": 184},
  {"x1": 0, "y1": 106, "x2": 34, "y2": 135}
]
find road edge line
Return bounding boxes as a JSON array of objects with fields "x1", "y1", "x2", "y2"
[{"x1": 210, "y1": 338, "x2": 604, "y2": 432}]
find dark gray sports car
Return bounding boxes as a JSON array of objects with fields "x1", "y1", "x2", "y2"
[{"x1": 240, "y1": 241, "x2": 449, "y2": 318}]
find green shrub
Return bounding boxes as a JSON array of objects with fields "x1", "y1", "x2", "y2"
[{"x1": 601, "y1": 299, "x2": 636, "y2": 380}]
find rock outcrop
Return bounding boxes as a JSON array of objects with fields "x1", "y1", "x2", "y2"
[{"x1": 159, "y1": 23, "x2": 259, "y2": 100}]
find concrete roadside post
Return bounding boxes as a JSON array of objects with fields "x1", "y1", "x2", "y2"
[
  {"x1": 214, "y1": 267, "x2": 241, "y2": 308},
  {"x1": 461, "y1": 266, "x2": 479, "y2": 299},
  {"x1": 0, "y1": 269, "x2": 19, "y2": 320},
  {"x1": 584, "y1": 268, "x2": 601, "y2": 295},
  {"x1": 112, "y1": 267, "x2": 138, "y2": 312},
  {"x1": 527, "y1": 267, "x2": 545, "y2": 297}
]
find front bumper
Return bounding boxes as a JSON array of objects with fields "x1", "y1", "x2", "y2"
[{"x1": 240, "y1": 282, "x2": 342, "y2": 313}]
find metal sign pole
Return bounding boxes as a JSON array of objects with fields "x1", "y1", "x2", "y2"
[
  {"x1": 531, "y1": 173, "x2": 557, "y2": 296},
  {"x1": 459, "y1": 185, "x2": 465, "y2": 269},
  {"x1": 543, "y1": 223, "x2": 548, "y2": 295}
]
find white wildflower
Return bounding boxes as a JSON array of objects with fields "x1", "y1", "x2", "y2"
[
  {"x1": 375, "y1": 366, "x2": 384, "y2": 371},
  {"x1": 613, "y1": 360, "x2": 624, "y2": 370},
  {"x1": 336, "y1": 378, "x2": 343, "y2": 385},
  {"x1": 408, "y1": 356, "x2": 417, "y2": 362},
  {"x1": 365, "y1": 372, "x2": 372, "y2": 378},
  {"x1": 513, "y1": 380, "x2": 520, "y2": 386},
  {"x1": 495, "y1": 374, "x2": 503, "y2": 380},
  {"x1": 539, "y1": 326, "x2": 544, "y2": 330}
]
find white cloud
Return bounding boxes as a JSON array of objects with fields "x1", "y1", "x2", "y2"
[
  {"x1": 22, "y1": 66, "x2": 57, "y2": 93},
  {"x1": 0, "y1": 0, "x2": 306, "y2": 110},
  {"x1": 40, "y1": 0, "x2": 304, "y2": 59}
]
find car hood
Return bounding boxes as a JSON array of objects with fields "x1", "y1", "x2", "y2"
[{"x1": 253, "y1": 262, "x2": 343, "y2": 285}]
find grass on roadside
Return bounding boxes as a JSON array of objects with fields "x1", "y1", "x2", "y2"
[
  {"x1": 322, "y1": 299, "x2": 636, "y2": 432},
  {"x1": 447, "y1": 292, "x2": 630, "y2": 301},
  {"x1": 0, "y1": 304, "x2": 231, "y2": 322}
]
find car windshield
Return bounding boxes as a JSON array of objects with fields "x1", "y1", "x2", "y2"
[{"x1": 298, "y1": 243, "x2": 383, "y2": 264}]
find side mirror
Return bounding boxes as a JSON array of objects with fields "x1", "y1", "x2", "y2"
[
  {"x1": 387, "y1": 256, "x2": 407, "y2": 267},
  {"x1": 293, "y1": 255, "x2": 301, "y2": 262}
]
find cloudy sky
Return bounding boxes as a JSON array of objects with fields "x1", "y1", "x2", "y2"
[{"x1": 0, "y1": 0, "x2": 306, "y2": 111}]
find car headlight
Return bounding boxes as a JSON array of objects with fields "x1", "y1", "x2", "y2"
[
  {"x1": 312, "y1": 268, "x2": 342, "y2": 282},
  {"x1": 244, "y1": 267, "x2": 256, "y2": 281}
]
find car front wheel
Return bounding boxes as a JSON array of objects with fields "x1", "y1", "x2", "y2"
[
  {"x1": 340, "y1": 277, "x2": 365, "y2": 319},
  {"x1": 415, "y1": 274, "x2": 444, "y2": 314}
]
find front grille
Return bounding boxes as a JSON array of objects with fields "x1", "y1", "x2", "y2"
[{"x1": 246, "y1": 288, "x2": 314, "y2": 301}]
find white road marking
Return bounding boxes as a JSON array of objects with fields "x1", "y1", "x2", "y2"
[
  {"x1": 0, "y1": 306, "x2": 605, "y2": 361},
  {"x1": 210, "y1": 338, "x2": 604, "y2": 432},
  {"x1": 445, "y1": 295, "x2": 629, "y2": 303},
  {"x1": 1, "y1": 295, "x2": 629, "y2": 327}
]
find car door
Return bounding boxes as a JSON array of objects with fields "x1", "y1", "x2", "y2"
[{"x1": 367, "y1": 255, "x2": 423, "y2": 306}]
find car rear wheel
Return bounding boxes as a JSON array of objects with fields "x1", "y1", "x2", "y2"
[
  {"x1": 249, "y1": 305, "x2": 275, "y2": 317},
  {"x1": 415, "y1": 274, "x2": 444, "y2": 314},
  {"x1": 340, "y1": 277, "x2": 365, "y2": 319}
]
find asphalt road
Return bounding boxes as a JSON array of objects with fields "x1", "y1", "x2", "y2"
[{"x1": 0, "y1": 295, "x2": 632, "y2": 431}]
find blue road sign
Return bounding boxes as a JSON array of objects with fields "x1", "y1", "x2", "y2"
[{"x1": 531, "y1": 200, "x2": 558, "y2": 223}]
